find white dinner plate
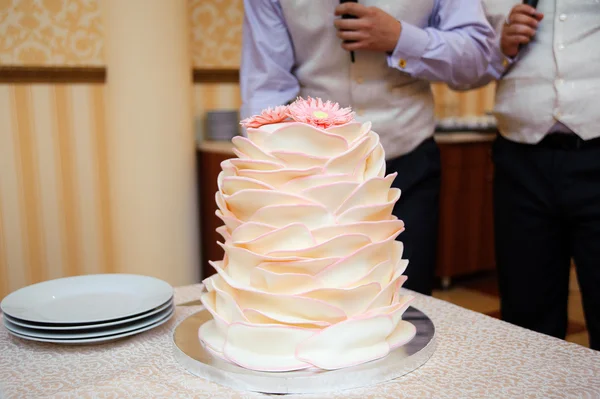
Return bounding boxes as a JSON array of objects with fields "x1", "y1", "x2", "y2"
[
  {"x1": 3, "y1": 297, "x2": 173, "y2": 331},
  {"x1": 3, "y1": 303, "x2": 175, "y2": 339},
  {"x1": 0, "y1": 274, "x2": 173, "y2": 324},
  {"x1": 3, "y1": 307, "x2": 175, "y2": 344}
]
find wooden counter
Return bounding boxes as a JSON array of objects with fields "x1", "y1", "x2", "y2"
[{"x1": 197, "y1": 132, "x2": 497, "y2": 287}]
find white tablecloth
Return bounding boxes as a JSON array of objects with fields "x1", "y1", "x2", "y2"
[{"x1": 1, "y1": 284, "x2": 599, "y2": 398}]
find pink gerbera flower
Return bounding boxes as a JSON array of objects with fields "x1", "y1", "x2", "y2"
[
  {"x1": 286, "y1": 97, "x2": 355, "y2": 129},
  {"x1": 240, "y1": 105, "x2": 289, "y2": 128}
]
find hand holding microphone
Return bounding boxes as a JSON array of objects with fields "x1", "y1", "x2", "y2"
[
  {"x1": 334, "y1": 1, "x2": 402, "y2": 59},
  {"x1": 501, "y1": 0, "x2": 544, "y2": 57}
]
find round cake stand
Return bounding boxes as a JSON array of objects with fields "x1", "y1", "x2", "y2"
[{"x1": 172, "y1": 306, "x2": 436, "y2": 394}]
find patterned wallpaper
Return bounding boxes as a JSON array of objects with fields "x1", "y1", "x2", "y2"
[
  {"x1": 0, "y1": 0, "x2": 242, "y2": 68},
  {"x1": 189, "y1": 0, "x2": 242, "y2": 69},
  {"x1": 0, "y1": 0, "x2": 104, "y2": 66}
]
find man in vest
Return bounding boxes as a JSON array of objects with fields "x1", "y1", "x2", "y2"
[
  {"x1": 476, "y1": 0, "x2": 600, "y2": 349},
  {"x1": 240, "y1": 0, "x2": 495, "y2": 295}
]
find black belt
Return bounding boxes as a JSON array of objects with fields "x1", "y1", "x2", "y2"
[{"x1": 537, "y1": 133, "x2": 600, "y2": 150}]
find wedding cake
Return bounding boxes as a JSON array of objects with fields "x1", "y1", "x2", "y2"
[{"x1": 199, "y1": 97, "x2": 416, "y2": 372}]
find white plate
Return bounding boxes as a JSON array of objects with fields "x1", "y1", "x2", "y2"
[
  {"x1": 3, "y1": 307, "x2": 175, "y2": 344},
  {"x1": 3, "y1": 297, "x2": 173, "y2": 331},
  {"x1": 1, "y1": 274, "x2": 173, "y2": 324},
  {"x1": 3, "y1": 303, "x2": 175, "y2": 339}
]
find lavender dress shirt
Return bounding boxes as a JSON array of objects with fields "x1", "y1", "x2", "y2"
[{"x1": 240, "y1": 0, "x2": 495, "y2": 119}]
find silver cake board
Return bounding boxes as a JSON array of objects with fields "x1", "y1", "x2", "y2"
[{"x1": 172, "y1": 307, "x2": 436, "y2": 395}]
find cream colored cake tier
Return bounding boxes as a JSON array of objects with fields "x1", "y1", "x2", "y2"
[{"x1": 199, "y1": 97, "x2": 415, "y2": 372}]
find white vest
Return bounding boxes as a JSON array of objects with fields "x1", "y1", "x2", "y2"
[
  {"x1": 279, "y1": 0, "x2": 435, "y2": 159},
  {"x1": 487, "y1": 0, "x2": 600, "y2": 143}
]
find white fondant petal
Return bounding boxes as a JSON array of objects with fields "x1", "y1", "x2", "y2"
[
  {"x1": 282, "y1": 173, "x2": 356, "y2": 194},
  {"x1": 366, "y1": 273, "x2": 408, "y2": 311},
  {"x1": 325, "y1": 132, "x2": 379, "y2": 175},
  {"x1": 212, "y1": 265, "x2": 347, "y2": 324},
  {"x1": 336, "y1": 189, "x2": 401, "y2": 223},
  {"x1": 221, "y1": 176, "x2": 275, "y2": 196},
  {"x1": 300, "y1": 181, "x2": 360, "y2": 213},
  {"x1": 261, "y1": 123, "x2": 349, "y2": 157},
  {"x1": 238, "y1": 167, "x2": 322, "y2": 188},
  {"x1": 204, "y1": 274, "x2": 248, "y2": 323},
  {"x1": 325, "y1": 121, "x2": 369, "y2": 143},
  {"x1": 270, "y1": 150, "x2": 329, "y2": 169},
  {"x1": 232, "y1": 136, "x2": 278, "y2": 162},
  {"x1": 387, "y1": 320, "x2": 417, "y2": 350},
  {"x1": 348, "y1": 259, "x2": 394, "y2": 288},
  {"x1": 226, "y1": 190, "x2": 315, "y2": 221},
  {"x1": 224, "y1": 323, "x2": 316, "y2": 372},
  {"x1": 242, "y1": 308, "x2": 331, "y2": 328},
  {"x1": 267, "y1": 234, "x2": 371, "y2": 258},
  {"x1": 229, "y1": 158, "x2": 284, "y2": 171},
  {"x1": 216, "y1": 210, "x2": 243, "y2": 232},
  {"x1": 364, "y1": 144, "x2": 386, "y2": 180},
  {"x1": 215, "y1": 226, "x2": 230, "y2": 242},
  {"x1": 316, "y1": 234, "x2": 400, "y2": 287},
  {"x1": 312, "y1": 219, "x2": 404, "y2": 244},
  {"x1": 336, "y1": 174, "x2": 397, "y2": 215},
  {"x1": 256, "y1": 258, "x2": 340, "y2": 276},
  {"x1": 250, "y1": 204, "x2": 333, "y2": 229},
  {"x1": 250, "y1": 267, "x2": 322, "y2": 295},
  {"x1": 238, "y1": 223, "x2": 315, "y2": 254},
  {"x1": 230, "y1": 222, "x2": 276, "y2": 244},
  {"x1": 219, "y1": 243, "x2": 305, "y2": 284},
  {"x1": 296, "y1": 314, "x2": 394, "y2": 370},
  {"x1": 303, "y1": 282, "x2": 381, "y2": 317},
  {"x1": 198, "y1": 320, "x2": 226, "y2": 354}
]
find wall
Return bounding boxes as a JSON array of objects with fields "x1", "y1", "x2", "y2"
[{"x1": 0, "y1": 84, "x2": 111, "y2": 298}]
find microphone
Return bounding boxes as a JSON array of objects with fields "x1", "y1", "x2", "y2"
[
  {"x1": 519, "y1": 0, "x2": 539, "y2": 51},
  {"x1": 339, "y1": 0, "x2": 358, "y2": 62}
]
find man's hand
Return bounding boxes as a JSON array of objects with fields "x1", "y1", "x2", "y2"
[
  {"x1": 501, "y1": 4, "x2": 544, "y2": 57},
  {"x1": 334, "y1": 3, "x2": 401, "y2": 53}
]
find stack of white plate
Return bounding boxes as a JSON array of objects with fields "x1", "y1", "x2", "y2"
[{"x1": 0, "y1": 274, "x2": 174, "y2": 344}]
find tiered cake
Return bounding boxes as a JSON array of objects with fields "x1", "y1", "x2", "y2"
[{"x1": 199, "y1": 97, "x2": 415, "y2": 372}]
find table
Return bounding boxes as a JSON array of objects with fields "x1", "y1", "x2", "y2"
[{"x1": 1, "y1": 284, "x2": 599, "y2": 398}]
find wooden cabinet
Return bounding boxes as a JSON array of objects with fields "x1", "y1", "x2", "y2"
[
  {"x1": 198, "y1": 149, "x2": 231, "y2": 280},
  {"x1": 198, "y1": 139, "x2": 496, "y2": 284},
  {"x1": 436, "y1": 141, "x2": 496, "y2": 286}
]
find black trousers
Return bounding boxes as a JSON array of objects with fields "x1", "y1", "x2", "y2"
[
  {"x1": 386, "y1": 137, "x2": 441, "y2": 296},
  {"x1": 493, "y1": 134, "x2": 600, "y2": 350}
]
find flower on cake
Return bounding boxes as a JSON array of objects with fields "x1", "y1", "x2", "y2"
[
  {"x1": 240, "y1": 105, "x2": 290, "y2": 128},
  {"x1": 287, "y1": 97, "x2": 355, "y2": 129}
]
